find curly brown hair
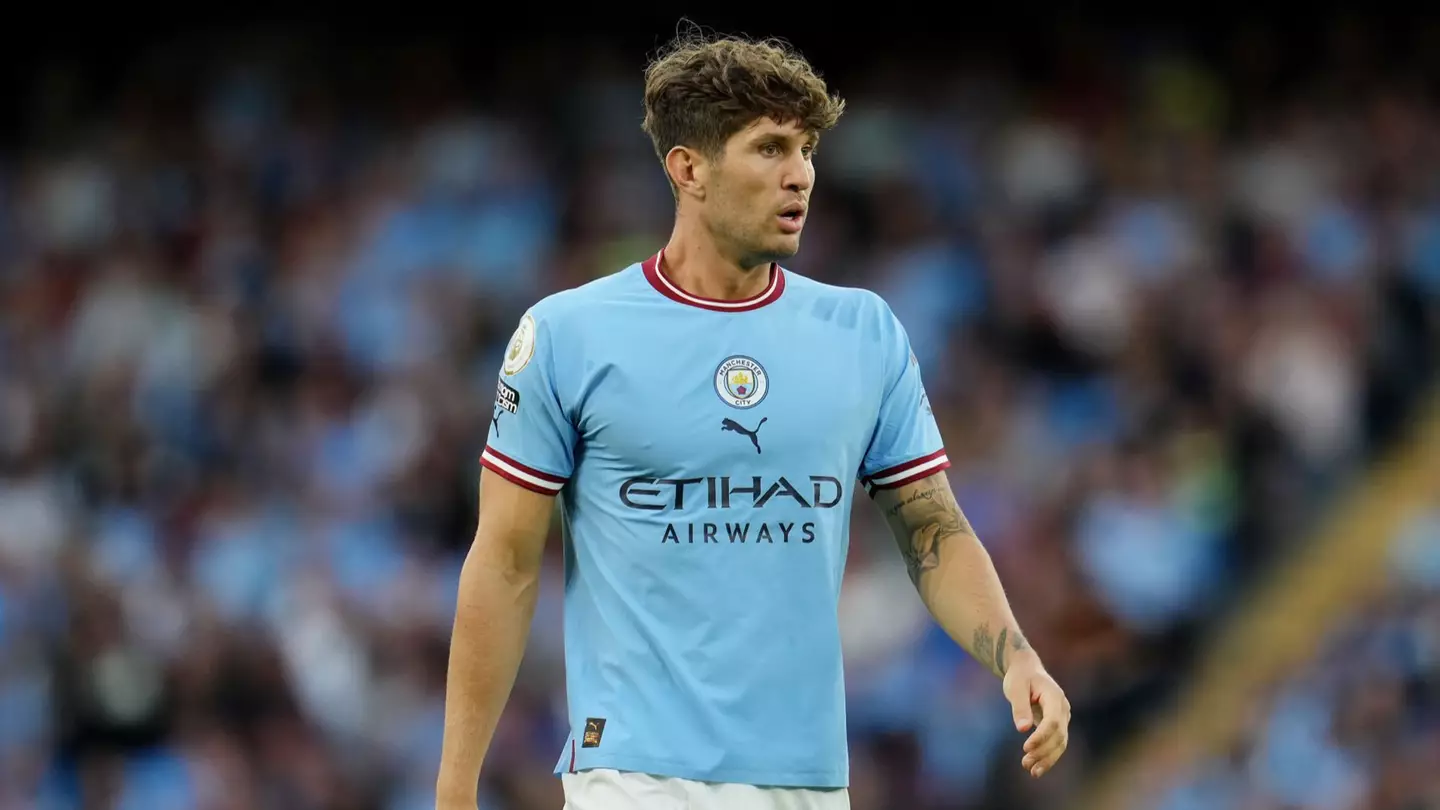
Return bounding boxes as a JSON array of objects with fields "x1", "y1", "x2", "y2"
[{"x1": 642, "y1": 30, "x2": 846, "y2": 168}]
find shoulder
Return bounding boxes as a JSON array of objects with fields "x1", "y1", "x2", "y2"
[
  {"x1": 499, "y1": 264, "x2": 647, "y2": 379},
  {"x1": 517, "y1": 264, "x2": 647, "y2": 333},
  {"x1": 780, "y1": 269, "x2": 902, "y2": 335}
]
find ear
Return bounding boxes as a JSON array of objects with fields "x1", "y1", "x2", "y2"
[{"x1": 664, "y1": 145, "x2": 708, "y2": 202}]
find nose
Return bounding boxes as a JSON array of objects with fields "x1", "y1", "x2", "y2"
[{"x1": 784, "y1": 154, "x2": 813, "y2": 193}]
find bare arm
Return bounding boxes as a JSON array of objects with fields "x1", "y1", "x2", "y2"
[
  {"x1": 874, "y1": 471, "x2": 1034, "y2": 678},
  {"x1": 435, "y1": 468, "x2": 556, "y2": 806}
]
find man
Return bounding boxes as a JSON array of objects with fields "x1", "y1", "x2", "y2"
[{"x1": 437, "y1": 31, "x2": 1071, "y2": 810}]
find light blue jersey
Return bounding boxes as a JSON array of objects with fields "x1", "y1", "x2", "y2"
[{"x1": 480, "y1": 250, "x2": 950, "y2": 788}]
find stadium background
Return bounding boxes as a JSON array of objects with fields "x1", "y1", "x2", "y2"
[{"x1": 1, "y1": 8, "x2": 1439, "y2": 810}]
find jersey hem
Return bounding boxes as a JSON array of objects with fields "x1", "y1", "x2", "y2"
[
  {"x1": 862, "y1": 448, "x2": 950, "y2": 496},
  {"x1": 554, "y1": 752, "x2": 848, "y2": 789},
  {"x1": 480, "y1": 446, "x2": 568, "y2": 495}
]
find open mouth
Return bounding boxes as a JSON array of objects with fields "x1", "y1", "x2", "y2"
[{"x1": 778, "y1": 203, "x2": 806, "y2": 231}]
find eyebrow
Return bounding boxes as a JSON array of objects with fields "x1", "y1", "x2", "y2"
[{"x1": 750, "y1": 130, "x2": 820, "y2": 145}]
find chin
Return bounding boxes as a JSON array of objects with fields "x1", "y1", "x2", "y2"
[{"x1": 760, "y1": 236, "x2": 802, "y2": 262}]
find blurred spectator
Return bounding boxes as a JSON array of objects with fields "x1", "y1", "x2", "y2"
[
  {"x1": 1154, "y1": 498, "x2": 1440, "y2": 810},
  {"x1": 0, "y1": 19, "x2": 1437, "y2": 810}
]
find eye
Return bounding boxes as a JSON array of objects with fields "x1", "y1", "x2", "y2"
[
  {"x1": 802, "y1": 143, "x2": 817, "y2": 159},
  {"x1": 761, "y1": 142, "x2": 782, "y2": 157}
]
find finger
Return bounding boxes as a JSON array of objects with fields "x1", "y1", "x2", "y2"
[
  {"x1": 1030, "y1": 735, "x2": 1068, "y2": 778},
  {"x1": 1021, "y1": 725, "x2": 1058, "y2": 764},
  {"x1": 1022, "y1": 731, "x2": 1067, "y2": 774},
  {"x1": 1022, "y1": 715, "x2": 1062, "y2": 753},
  {"x1": 1024, "y1": 737, "x2": 1066, "y2": 777},
  {"x1": 1023, "y1": 684, "x2": 1067, "y2": 749},
  {"x1": 1011, "y1": 699, "x2": 1035, "y2": 733},
  {"x1": 1006, "y1": 681, "x2": 1036, "y2": 732}
]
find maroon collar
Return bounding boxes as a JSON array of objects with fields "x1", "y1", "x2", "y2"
[{"x1": 642, "y1": 249, "x2": 786, "y2": 312}]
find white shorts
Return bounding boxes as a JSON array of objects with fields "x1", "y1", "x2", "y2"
[{"x1": 561, "y1": 768, "x2": 850, "y2": 810}]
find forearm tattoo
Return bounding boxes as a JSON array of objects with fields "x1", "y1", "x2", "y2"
[
  {"x1": 884, "y1": 478, "x2": 975, "y2": 585},
  {"x1": 885, "y1": 479, "x2": 1030, "y2": 677},
  {"x1": 972, "y1": 623, "x2": 1032, "y2": 677}
]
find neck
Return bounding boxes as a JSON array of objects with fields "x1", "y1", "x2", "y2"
[{"x1": 661, "y1": 220, "x2": 772, "y2": 302}]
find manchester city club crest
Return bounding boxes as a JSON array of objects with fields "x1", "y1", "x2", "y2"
[{"x1": 714, "y1": 355, "x2": 769, "y2": 409}]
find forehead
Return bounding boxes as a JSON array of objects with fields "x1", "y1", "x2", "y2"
[{"x1": 733, "y1": 117, "x2": 816, "y2": 142}]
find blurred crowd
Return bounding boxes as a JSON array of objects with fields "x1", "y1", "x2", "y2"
[
  {"x1": 1, "y1": 21, "x2": 1439, "y2": 810},
  {"x1": 1156, "y1": 500, "x2": 1440, "y2": 810}
]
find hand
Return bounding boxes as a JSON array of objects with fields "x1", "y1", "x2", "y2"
[{"x1": 1002, "y1": 653, "x2": 1071, "y2": 778}]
